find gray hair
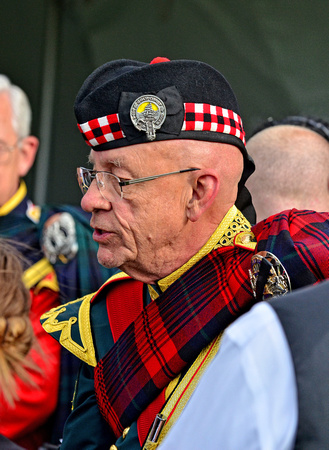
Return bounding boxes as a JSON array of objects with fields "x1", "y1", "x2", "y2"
[{"x1": 0, "y1": 75, "x2": 32, "y2": 139}]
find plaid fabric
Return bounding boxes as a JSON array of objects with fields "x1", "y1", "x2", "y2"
[
  {"x1": 78, "y1": 113, "x2": 125, "y2": 147},
  {"x1": 94, "y1": 244, "x2": 255, "y2": 438},
  {"x1": 77, "y1": 103, "x2": 245, "y2": 147},
  {"x1": 94, "y1": 209, "x2": 329, "y2": 440},
  {"x1": 253, "y1": 209, "x2": 329, "y2": 289},
  {"x1": 182, "y1": 103, "x2": 246, "y2": 145}
]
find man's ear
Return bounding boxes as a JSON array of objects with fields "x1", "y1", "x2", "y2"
[
  {"x1": 18, "y1": 136, "x2": 39, "y2": 177},
  {"x1": 186, "y1": 169, "x2": 220, "y2": 222}
]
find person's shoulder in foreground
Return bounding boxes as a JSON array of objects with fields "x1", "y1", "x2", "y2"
[{"x1": 159, "y1": 279, "x2": 329, "y2": 450}]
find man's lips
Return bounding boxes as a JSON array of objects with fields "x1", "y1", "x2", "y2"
[{"x1": 92, "y1": 227, "x2": 115, "y2": 242}]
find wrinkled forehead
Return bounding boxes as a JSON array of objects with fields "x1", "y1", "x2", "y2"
[{"x1": 88, "y1": 148, "x2": 123, "y2": 167}]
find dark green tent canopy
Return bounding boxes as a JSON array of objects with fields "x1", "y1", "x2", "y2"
[{"x1": 2, "y1": 0, "x2": 328, "y2": 205}]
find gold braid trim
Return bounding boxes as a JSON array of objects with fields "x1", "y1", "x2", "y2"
[
  {"x1": 214, "y1": 207, "x2": 252, "y2": 249},
  {"x1": 143, "y1": 333, "x2": 223, "y2": 449},
  {"x1": 23, "y1": 257, "x2": 58, "y2": 290},
  {"x1": 41, "y1": 293, "x2": 97, "y2": 367},
  {"x1": 41, "y1": 273, "x2": 131, "y2": 369}
]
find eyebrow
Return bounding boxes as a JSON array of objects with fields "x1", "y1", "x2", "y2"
[{"x1": 87, "y1": 155, "x2": 122, "y2": 168}]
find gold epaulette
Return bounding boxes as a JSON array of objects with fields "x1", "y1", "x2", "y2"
[
  {"x1": 23, "y1": 257, "x2": 59, "y2": 291},
  {"x1": 41, "y1": 293, "x2": 97, "y2": 367},
  {"x1": 40, "y1": 271, "x2": 130, "y2": 367},
  {"x1": 34, "y1": 270, "x2": 59, "y2": 294}
]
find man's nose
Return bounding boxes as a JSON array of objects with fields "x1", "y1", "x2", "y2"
[{"x1": 80, "y1": 180, "x2": 112, "y2": 212}]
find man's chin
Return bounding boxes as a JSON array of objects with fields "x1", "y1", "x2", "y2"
[{"x1": 97, "y1": 247, "x2": 124, "y2": 270}]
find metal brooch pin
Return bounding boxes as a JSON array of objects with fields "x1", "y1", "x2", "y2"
[
  {"x1": 249, "y1": 251, "x2": 292, "y2": 300},
  {"x1": 130, "y1": 95, "x2": 166, "y2": 141}
]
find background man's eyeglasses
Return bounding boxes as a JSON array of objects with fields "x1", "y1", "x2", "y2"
[
  {"x1": 77, "y1": 167, "x2": 200, "y2": 203},
  {"x1": 0, "y1": 140, "x2": 19, "y2": 163}
]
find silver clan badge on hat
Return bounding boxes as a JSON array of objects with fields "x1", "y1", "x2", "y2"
[{"x1": 130, "y1": 95, "x2": 166, "y2": 141}]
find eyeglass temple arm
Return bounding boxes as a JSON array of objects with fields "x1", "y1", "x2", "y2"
[{"x1": 119, "y1": 168, "x2": 200, "y2": 186}]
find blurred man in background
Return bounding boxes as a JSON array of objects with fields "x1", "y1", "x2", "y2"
[
  {"x1": 246, "y1": 116, "x2": 329, "y2": 221},
  {"x1": 0, "y1": 74, "x2": 115, "y2": 449}
]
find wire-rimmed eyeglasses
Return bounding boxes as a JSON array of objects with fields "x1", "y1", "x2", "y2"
[
  {"x1": 0, "y1": 139, "x2": 19, "y2": 163},
  {"x1": 77, "y1": 167, "x2": 200, "y2": 202}
]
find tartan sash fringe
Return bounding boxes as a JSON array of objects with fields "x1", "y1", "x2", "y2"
[{"x1": 94, "y1": 245, "x2": 255, "y2": 438}]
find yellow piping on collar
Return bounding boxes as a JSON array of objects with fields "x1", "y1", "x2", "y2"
[
  {"x1": 0, "y1": 180, "x2": 27, "y2": 216},
  {"x1": 154, "y1": 206, "x2": 251, "y2": 295},
  {"x1": 34, "y1": 270, "x2": 59, "y2": 295}
]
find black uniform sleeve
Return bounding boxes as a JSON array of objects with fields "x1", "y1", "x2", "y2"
[{"x1": 61, "y1": 363, "x2": 116, "y2": 449}]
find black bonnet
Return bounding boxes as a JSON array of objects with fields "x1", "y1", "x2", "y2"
[{"x1": 74, "y1": 57, "x2": 256, "y2": 222}]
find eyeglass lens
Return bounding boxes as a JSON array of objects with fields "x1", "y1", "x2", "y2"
[
  {"x1": 96, "y1": 172, "x2": 122, "y2": 201},
  {"x1": 77, "y1": 168, "x2": 122, "y2": 202},
  {"x1": 0, "y1": 141, "x2": 15, "y2": 163}
]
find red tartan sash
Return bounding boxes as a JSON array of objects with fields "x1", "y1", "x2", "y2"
[
  {"x1": 94, "y1": 209, "x2": 329, "y2": 443},
  {"x1": 94, "y1": 245, "x2": 255, "y2": 440},
  {"x1": 106, "y1": 277, "x2": 163, "y2": 443}
]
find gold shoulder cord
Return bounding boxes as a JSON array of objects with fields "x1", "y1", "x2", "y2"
[{"x1": 143, "y1": 333, "x2": 223, "y2": 449}]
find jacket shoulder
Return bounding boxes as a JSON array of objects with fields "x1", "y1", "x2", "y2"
[
  {"x1": 40, "y1": 271, "x2": 132, "y2": 366},
  {"x1": 41, "y1": 293, "x2": 97, "y2": 367}
]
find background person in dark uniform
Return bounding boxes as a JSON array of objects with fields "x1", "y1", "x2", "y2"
[{"x1": 0, "y1": 74, "x2": 116, "y2": 449}]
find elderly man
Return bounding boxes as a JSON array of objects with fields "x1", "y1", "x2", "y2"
[{"x1": 41, "y1": 57, "x2": 329, "y2": 450}]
